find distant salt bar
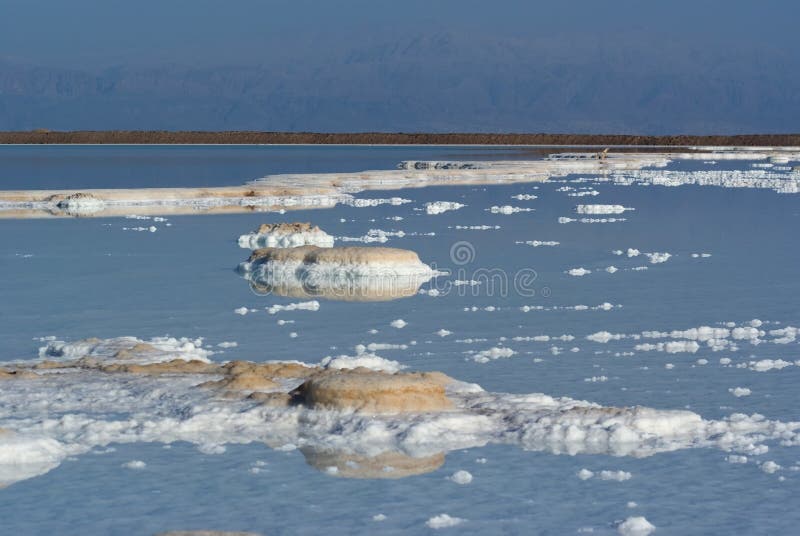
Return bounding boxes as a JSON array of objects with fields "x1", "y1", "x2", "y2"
[{"x1": 238, "y1": 222, "x2": 334, "y2": 249}]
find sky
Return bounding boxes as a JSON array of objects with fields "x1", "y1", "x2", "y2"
[{"x1": 1, "y1": 0, "x2": 798, "y2": 133}]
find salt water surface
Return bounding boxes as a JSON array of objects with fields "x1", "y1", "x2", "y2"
[{"x1": 1, "y1": 145, "x2": 799, "y2": 535}]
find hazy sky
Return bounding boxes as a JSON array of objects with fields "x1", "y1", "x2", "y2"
[
  {"x1": 1, "y1": 0, "x2": 798, "y2": 132},
  {"x1": 2, "y1": 0, "x2": 798, "y2": 68}
]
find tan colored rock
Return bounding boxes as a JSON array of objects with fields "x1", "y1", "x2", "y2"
[
  {"x1": 255, "y1": 222, "x2": 320, "y2": 234},
  {"x1": 113, "y1": 342, "x2": 160, "y2": 360},
  {"x1": 199, "y1": 372, "x2": 280, "y2": 392},
  {"x1": 0, "y1": 368, "x2": 40, "y2": 380},
  {"x1": 301, "y1": 447, "x2": 445, "y2": 479},
  {"x1": 221, "y1": 360, "x2": 316, "y2": 379},
  {"x1": 295, "y1": 369, "x2": 454, "y2": 413},
  {"x1": 99, "y1": 360, "x2": 218, "y2": 375}
]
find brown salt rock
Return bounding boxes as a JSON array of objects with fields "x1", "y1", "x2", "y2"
[
  {"x1": 0, "y1": 368, "x2": 40, "y2": 380},
  {"x1": 255, "y1": 222, "x2": 321, "y2": 234},
  {"x1": 199, "y1": 372, "x2": 280, "y2": 392},
  {"x1": 99, "y1": 360, "x2": 218, "y2": 375},
  {"x1": 112, "y1": 342, "x2": 161, "y2": 360},
  {"x1": 301, "y1": 447, "x2": 445, "y2": 479},
  {"x1": 221, "y1": 360, "x2": 315, "y2": 379},
  {"x1": 294, "y1": 368, "x2": 454, "y2": 413}
]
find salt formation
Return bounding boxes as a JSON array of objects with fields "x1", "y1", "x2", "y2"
[
  {"x1": 238, "y1": 245, "x2": 439, "y2": 301},
  {"x1": 424, "y1": 201, "x2": 465, "y2": 215},
  {"x1": 576, "y1": 204, "x2": 634, "y2": 215},
  {"x1": 2, "y1": 334, "x2": 800, "y2": 487},
  {"x1": 2, "y1": 149, "x2": 797, "y2": 219},
  {"x1": 237, "y1": 223, "x2": 334, "y2": 249}
]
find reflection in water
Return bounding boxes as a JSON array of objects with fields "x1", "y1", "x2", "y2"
[
  {"x1": 237, "y1": 245, "x2": 438, "y2": 302},
  {"x1": 301, "y1": 448, "x2": 445, "y2": 479}
]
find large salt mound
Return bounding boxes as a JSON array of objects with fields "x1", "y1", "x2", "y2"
[
  {"x1": 237, "y1": 222, "x2": 334, "y2": 249},
  {"x1": 301, "y1": 447, "x2": 445, "y2": 479},
  {"x1": 293, "y1": 369, "x2": 454, "y2": 413},
  {"x1": 239, "y1": 245, "x2": 438, "y2": 301}
]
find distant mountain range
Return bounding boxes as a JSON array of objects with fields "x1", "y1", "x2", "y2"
[{"x1": 2, "y1": 34, "x2": 798, "y2": 133}]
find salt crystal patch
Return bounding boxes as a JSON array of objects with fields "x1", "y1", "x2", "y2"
[
  {"x1": 426, "y1": 514, "x2": 466, "y2": 529},
  {"x1": 618, "y1": 516, "x2": 656, "y2": 536},
  {"x1": 448, "y1": 470, "x2": 473, "y2": 485}
]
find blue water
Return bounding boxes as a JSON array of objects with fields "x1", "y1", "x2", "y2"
[{"x1": 1, "y1": 146, "x2": 799, "y2": 535}]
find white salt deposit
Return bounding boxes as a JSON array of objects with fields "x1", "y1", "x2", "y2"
[
  {"x1": 424, "y1": 201, "x2": 465, "y2": 215},
  {"x1": 567, "y1": 268, "x2": 592, "y2": 277},
  {"x1": 266, "y1": 301, "x2": 320, "y2": 315},
  {"x1": 576, "y1": 205, "x2": 633, "y2": 215},
  {"x1": 617, "y1": 516, "x2": 656, "y2": 536},
  {"x1": 390, "y1": 319, "x2": 407, "y2": 329},
  {"x1": 426, "y1": 514, "x2": 466, "y2": 529},
  {"x1": 238, "y1": 224, "x2": 334, "y2": 249},
  {"x1": 471, "y1": 347, "x2": 516, "y2": 363},
  {"x1": 729, "y1": 387, "x2": 752, "y2": 397},
  {"x1": 447, "y1": 470, "x2": 473, "y2": 485},
  {"x1": 488, "y1": 205, "x2": 534, "y2": 214}
]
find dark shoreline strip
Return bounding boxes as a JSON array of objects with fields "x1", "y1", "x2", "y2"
[{"x1": 1, "y1": 131, "x2": 800, "y2": 146}]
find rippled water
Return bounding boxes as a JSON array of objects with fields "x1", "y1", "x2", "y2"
[{"x1": 1, "y1": 146, "x2": 799, "y2": 535}]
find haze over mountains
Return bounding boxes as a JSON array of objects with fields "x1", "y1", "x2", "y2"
[{"x1": 2, "y1": 0, "x2": 799, "y2": 133}]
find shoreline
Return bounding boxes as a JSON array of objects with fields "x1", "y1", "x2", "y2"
[{"x1": 2, "y1": 131, "x2": 800, "y2": 146}]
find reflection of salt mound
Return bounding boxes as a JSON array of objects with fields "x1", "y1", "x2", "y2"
[
  {"x1": 294, "y1": 369, "x2": 453, "y2": 413},
  {"x1": 237, "y1": 222, "x2": 334, "y2": 249},
  {"x1": 238, "y1": 245, "x2": 437, "y2": 301},
  {"x1": 301, "y1": 447, "x2": 445, "y2": 479}
]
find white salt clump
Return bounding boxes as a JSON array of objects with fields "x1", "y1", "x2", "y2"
[
  {"x1": 567, "y1": 267, "x2": 592, "y2": 277},
  {"x1": 627, "y1": 248, "x2": 641, "y2": 257},
  {"x1": 599, "y1": 470, "x2": 632, "y2": 481},
  {"x1": 425, "y1": 201, "x2": 465, "y2": 215},
  {"x1": 471, "y1": 347, "x2": 516, "y2": 363},
  {"x1": 720, "y1": 357, "x2": 732, "y2": 365},
  {"x1": 238, "y1": 223, "x2": 334, "y2": 249},
  {"x1": 436, "y1": 329, "x2": 452, "y2": 337},
  {"x1": 748, "y1": 359, "x2": 793, "y2": 372},
  {"x1": 488, "y1": 205, "x2": 533, "y2": 214},
  {"x1": 122, "y1": 460, "x2": 146, "y2": 470},
  {"x1": 587, "y1": 331, "x2": 624, "y2": 343},
  {"x1": 645, "y1": 252, "x2": 671, "y2": 264},
  {"x1": 576, "y1": 204, "x2": 633, "y2": 215},
  {"x1": 234, "y1": 307, "x2": 249, "y2": 315},
  {"x1": 516, "y1": 240, "x2": 560, "y2": 247},
  {"x1": 40, "y1": 336, "x2": 212, "y2": 365},
  {"x1": 727, "y1": 455, "x2": 748, "y2": 464},
  {"x1": 618, "y1": 516, "x2": 655, "y2": 536},
  {"x1": 729, "y1": 387, "x2": 752, "y2": 397},
  {"x1": 577, "y1": 468, "x2": 594, "y2": 480},
  {"x1": 606, "y1": 266, "x2": 619, "y2": 273},
  {"x1": 266, "y1": 301, "x2": 320, "y2": 315},
  {"x1": 761, "y1": 461, "x2": 781, "y2": 474},
  {"x1": 217, "y1": 341, "x2": 238, "y2": 348},
  {"x1": 426, "y1": 514, "x2": 466, "y2": 529},
  {"x1": 372, "y1": 514, "x2": 387, "y2": 522},
  {"x1": 390, "y1": 319, "x2": 407, "y2": 329},
  {"x1": 448, "y1": 470, "x2": 473, "y2": 484},
  {"x1": 320, "y1": 353, "x2": 405, "y2": 373}
]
